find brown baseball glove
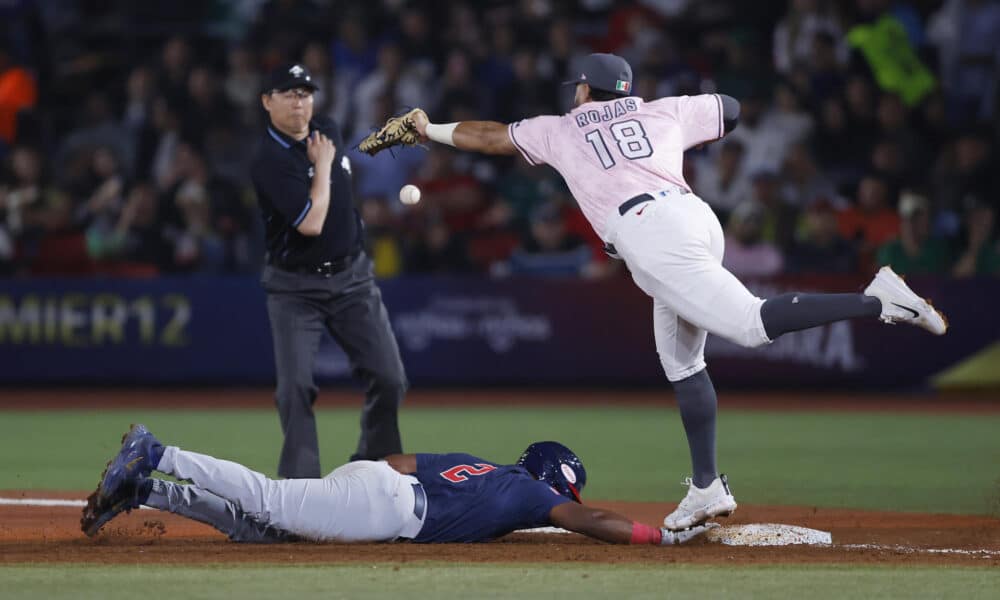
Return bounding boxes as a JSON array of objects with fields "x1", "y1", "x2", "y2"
[{"x1": 358, "y1": 108, "x2": 426, "y2": 156}]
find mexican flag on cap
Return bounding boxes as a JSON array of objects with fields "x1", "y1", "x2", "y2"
[{"x1": 615, "y1": 80, "x2": 630, "y2": 92}]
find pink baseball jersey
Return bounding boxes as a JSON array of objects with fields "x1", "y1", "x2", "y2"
[{"x1": 507, "y1": 94, "x2": 724, "y2": 240}]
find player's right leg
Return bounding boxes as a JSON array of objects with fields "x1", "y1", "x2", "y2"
[{"x1": 266, "y1": 292, "x2": 327, "y2": 478}]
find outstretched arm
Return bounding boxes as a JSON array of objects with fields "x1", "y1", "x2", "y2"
[
  {"x1": 549, "y1": 502, "x2": 703, "y2": 545},
  {"x1": 412, "y1": 111, "x2": 517, "y2": 156}
]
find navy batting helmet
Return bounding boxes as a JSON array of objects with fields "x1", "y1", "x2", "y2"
[{"x1": 516, "y1": 441, "x2": 587, "y2": 502}]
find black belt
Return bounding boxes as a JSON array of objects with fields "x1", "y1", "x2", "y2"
[
  {"x1": 272, "y1": 251, "x2": 359, "y2": 278},
  {"x1": 606, "y1": 189, "x2": 690, "y2": 257},
  {"x1": 618, "y1": 192, "x2": 655, "y2": 216},
  {"x1": 412, "y1": 483, "x2": 426, "y2": 520}
]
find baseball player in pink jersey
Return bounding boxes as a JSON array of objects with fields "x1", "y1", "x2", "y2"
[{"x1": 407, "y1": 53, "x2": 947, "y2": 531}]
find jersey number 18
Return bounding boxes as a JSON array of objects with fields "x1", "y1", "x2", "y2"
[{"x1": 584, "y1": 119, "x2": 653, "y2": 169}]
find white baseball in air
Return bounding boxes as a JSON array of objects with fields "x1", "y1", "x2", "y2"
[{"x1": 399, "y1": 184, "x2": 421, "y2": 205}]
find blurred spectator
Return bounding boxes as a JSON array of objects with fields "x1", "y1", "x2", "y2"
[
  {"x1": 122, "y1": 67, "x2": 157, "y2": 136},
  {"x1": 805, "y1": 31, "x2": 848, "y2": 102},
  {"x1": 161, "y1": 143, "x2": 250, "y2": 272},
  {"x1": 436, "y1": 49, "x2": 487, "y2": 123},
  {"x1": 877, "y1": 191, "x2": 951, "y2": 275},
  {"x1": 931, "y1": 130, "x2": 997, "y2": 235},
  {"x1": 722, "y1": 200, "x2": 785, "y2": 278},
  {"x1": 767, "y1": 81, "x2": 814, "y2": 140},
  {"x1": 354, "y1": 44, "x2": 431, "y2": 136},
  {"x1": 411, "y1": 146, "x2": 487, "y2": 236},
  {"x1": 55, "y1": 92, "x2": 133, "y2": 178},
  {"x1": 725, "y1": 94, "x2": 791, "y2": 175},
  {"x1": 0, "y1": 46, "x2": 37, "y2": 145},
  {"x1": 693, "y1": 140, "x2": 751, "y2": 218},
  {"x1": 952, "y1": 197, "x2": 1000, "y2": 277},
  {"x1": 404, "y1": 218, "x2": 472, "y2": 273},
  {"x1": 875, "y1": 92, "x2": 930, "y2": 177},
  {"x1": 497, "y1": 49, "x2": 559, "y2": 122},
  {"x1": 85, "y1": 181, "x2": 169, "y2": 273},
  {"x1": 779, "y1": 142, "x2": 837, "y2": 208},
  {"x1": 838, "y1": 174, "x2": 900, "y2": 271},
  {"x1": 927, "y1": 0, "x2": 1000, "y2": 123},
  {"x1": 138, "y1": 97, "x2": 183, "y2": 189},
  {"x1": 301, "y1": 41, "x2": 337, "y2": 121},
  {"x1": 749, "y1": 170, "x2": 798, "y2": 251},
  {"x1": 359, "y1": 197, "x2": 403, "y2": 278},
  {"x1": 494, "y1": 155, "x2": 561, "y2": 228},
  {"x1": 72, "y1": 146, "x2": 125, "y2": 232},
  {"x1": 167, "y1": 179, "x2": 226, "y2": 273},
  {"x1": 0, "y1": 146, "x2": 69, "y2": 273},
  {"x1": 503, "y1": 202, "x2": 593, "y2": 278},
  {"x1": 843, "y1": 74, "x2": 878, "y2": 137},
  {"x1": 787, "y1": 198, "x2": 857, "y2": 273},
  {"x1": 811, "y1": 97, "x2": 866, "y2": 187},
  {"x1": 180, "y1": 66, "x2": 236, "y2": 147},
  {"x1": 224, "y1": 46, "x2": 262, "y2": 125},
  {"x1": 157, "y1": 36, "x2": 192, "y2": 107},
  {"x1": 773, "y1": 0, "x2": 848, "y2": 75},
  {"x1": 329, "y1": 16, "x2": 377, "y2": 87}
]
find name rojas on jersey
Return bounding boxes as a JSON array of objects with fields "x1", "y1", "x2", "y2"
[{"x1": 573, "y1": 98, "x2": 640, "y2": 127}]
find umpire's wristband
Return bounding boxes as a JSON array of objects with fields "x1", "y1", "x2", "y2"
[{"x1": 425, "y1": 122, "x2": 458, "y2": 146}]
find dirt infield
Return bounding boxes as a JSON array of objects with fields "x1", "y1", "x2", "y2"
[{"x1": 2, "y1": 493, "x2": 998, "y2": 567}]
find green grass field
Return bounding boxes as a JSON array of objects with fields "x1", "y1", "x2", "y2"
[
  {"x1": 2, "y1": 564, "x2": 1000, "y2": 600},
  {"x1": 2, "y1": 405, "x2": 999, "y2": 598}
]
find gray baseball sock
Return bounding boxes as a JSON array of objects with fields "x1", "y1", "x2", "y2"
[
  {"x1": 144, "y1": 479, "x2": 293, "y2": 543},
  {"x1": 760, "y1": 293, "x2": 881, "y2": 340},
  {"x1": 672, "y1": 368, "x2": 718, "y2": 489}
]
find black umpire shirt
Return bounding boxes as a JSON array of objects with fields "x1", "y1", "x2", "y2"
[{"x1": 251, "y1": 115, "x2": 361, "y2": 268}]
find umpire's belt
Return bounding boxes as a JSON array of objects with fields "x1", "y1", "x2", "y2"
[
  {"x1": 273, "y1": 251, "x2": 359, "y2": 278},
  {"x1": 412, "y1": 483, "x2": 426, "y2": 520}
]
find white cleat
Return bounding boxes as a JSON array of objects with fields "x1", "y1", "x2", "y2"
[
  {"x1": 863, "y1": 266, "x2": 948, "y2": 335},
  {"x1": 663, "y1": 475, "x2": 737, "y2": 531},
  {"x1": 659, "y1": 522, "x2": 720, "y2": 545}
]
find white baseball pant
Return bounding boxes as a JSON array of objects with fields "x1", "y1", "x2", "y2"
[
  {"x1": 157, "y1": 446, "x2": 424, "y2": 542},
  {"x1": 605, "y1": 187, "x2": 770, "y2": 382}
]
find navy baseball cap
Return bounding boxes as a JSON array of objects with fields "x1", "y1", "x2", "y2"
[
  {"x1": 563, "y1": 53, "x2": 633, "y2": 95},
  {"x1": 263, "y1": 63, "x2": 319, "y2": 94}
]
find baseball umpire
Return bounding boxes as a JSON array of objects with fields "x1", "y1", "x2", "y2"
[
  {"x1": 83, "y1": 424, "x2": 713, "y2": 546},
  {"x1": 250, "y1": 63, "x2": 407, "y2": 477}
]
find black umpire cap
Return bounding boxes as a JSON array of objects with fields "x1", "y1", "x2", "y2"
[
  {"x1": 563, "y1": 53, "x2": 633, "y2": 95},
  {"x1": 263, "y1": 63, "x2": 320, "y2": 94}
]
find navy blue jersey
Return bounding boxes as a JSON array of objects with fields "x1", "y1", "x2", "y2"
[
  {"x1": 412, "y1": 453, "x2": 571, "y2": 543},
  {"x1": 251, "y1": 116, "x2": 362, "y2": 267}
]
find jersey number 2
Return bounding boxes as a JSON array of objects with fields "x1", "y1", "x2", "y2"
[
  {"x1": 585, "y1": 119, "x2": 653, "y2": 169},
  {"x1": 440, "y1": 463, "x2": 497, "y2": 483}
]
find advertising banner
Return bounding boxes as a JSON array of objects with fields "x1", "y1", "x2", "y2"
[{"x1": 1, "y1": 275, "x2": 995, "y2": 388}]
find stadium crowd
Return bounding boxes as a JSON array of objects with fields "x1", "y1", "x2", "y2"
[{"x1": 0, "y1": 0, "x2": 998, "y2": 279}]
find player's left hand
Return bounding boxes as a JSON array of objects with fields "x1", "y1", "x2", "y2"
[{"x1": 358, "y1": 108, "x2": 427, "y2": 156}]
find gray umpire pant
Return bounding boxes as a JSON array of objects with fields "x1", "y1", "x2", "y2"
[{"x1": 261, "y1": 251, "x2": 407, "y2": 478}]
